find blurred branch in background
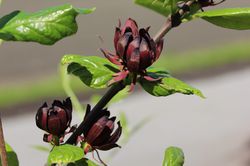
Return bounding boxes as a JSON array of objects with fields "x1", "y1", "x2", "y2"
[
  {"x1": 105, "y1": 112, "x2": 152, "y2": 162},
  {"x1": 60, "y1": 65, "x2": 85, "y2": 117},
  {"x1": 1, "y1": 40, "x2": 250, "y2": 111}
]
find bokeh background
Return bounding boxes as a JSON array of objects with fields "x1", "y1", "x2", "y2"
[{"x1": 1, "y1": 0, "x2": 250, "y2": 165}]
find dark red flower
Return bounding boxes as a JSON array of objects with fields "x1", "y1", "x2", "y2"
[
  {"x1": 82, "y1": 105, "x2": 122, "y2": 154},
  {"x1": 36, "y1": 98, "x2": 72, "y2": 142},
  {"x1": 198, "y1": 0, "x2": 225, "y2": 8},
  {"x1": 101, "y1": 18, "x2": 163, "y2": 91}
]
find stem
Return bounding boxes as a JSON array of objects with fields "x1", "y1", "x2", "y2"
[
  {"x1": 0, "y1": 114, "x2": 8, "y2": 166},
  {"x1": 66, "y1": 82, "x2": 126, "y2": 144},
  {"x1": 153, "y1": 0, "x2": 195, "y2": 43}
]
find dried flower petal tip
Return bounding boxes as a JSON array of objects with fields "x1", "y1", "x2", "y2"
[
  {"x1": 35, "y1": 98, "x2": 73, "y2": 143},
  {"x1": 198, "y1": 0, "x2": 226, "y2": 8},
  {"x1": 82, "y1": 104, "x2": 122, "y2": 154},
  {"x1": 102, "y1": 18, "x2": 164, "y2": 90}
]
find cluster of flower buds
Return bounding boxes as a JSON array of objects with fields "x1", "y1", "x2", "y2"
[
  {"x1": 81, "y1": 104, "x2": 122, "y2": 154},
  {"x1": 35, "y1": 99, "x2": 122, "y2": 162},
  {"x1": 35, "y1": 98, "x2": 73, "y2": 144},
  {"x1": 101, "y1": 18, "x2": 163, "y2": 91}
]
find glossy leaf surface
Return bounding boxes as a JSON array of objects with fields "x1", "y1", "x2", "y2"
[
  {"x1": 140, "y1": 68, "x2": 204, "y2": 98},
  {"x1": 134, "y1": 0, "x2": 189, "y2": 17},
  {"x1": 0, "y1": 4, "x2": 95, "y2": 45},
  {"x1": 62, "y1": 55, "x2": 119, "y2": 89},
  {"x1": 193, "y1": 8, "x2": 250, "y2": 30}
]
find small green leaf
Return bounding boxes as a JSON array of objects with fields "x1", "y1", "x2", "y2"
[
  {"x1": 193, "y1": 8, "x2": 250, "y2": 30},
  {"x1": 140, "y1": 69, "x2": 204, "y2": 98},
  {"x1": 0, "y1": 4, "x2": 95, "y2": 45},
  {"x1": 0, "y1": 143, "x2": 19, "y2": 166},
  {"x1": 163, "y1": 147, "x2": 184, "y2": 166},
  {"x1": 47, "y1": 145, "x2": 84, "y2": 165},
  {"x1": 134, "y1": 0, "x2": 188, "y2": 17},
  {"x1": 62, "y1": 55, "x2": 119, "y2": 89},
  {"x1": 135, "y1": 0, "x2": 172, "y2": 17}
]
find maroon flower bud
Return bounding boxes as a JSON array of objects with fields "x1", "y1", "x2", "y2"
[
  {"x1": 36, "y1": 98, "x2": 72, "y2": 138},
  {"x1": 101, "y1": 18, "x2": 164, "y2": 91},
  {"x1": 82, "y1": 105, "x2": 122, "y2": 154}
]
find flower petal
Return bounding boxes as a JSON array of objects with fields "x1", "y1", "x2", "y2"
[
  {"x1": 116, "y1": 32, "x2": 133, "y2": 59},
  {"x1": 126, "y1": 38, "x2": 140, "y2": 72},
  {"x1": 143, "y1": 75, "x2": 162, "y2": 81},
  {"x1": 100, "y1": 49, "x2": 122, "y2": 65},
  {"x1": 47, "y1": 114, "x2": 62, "y2": 135},
  {"x1": 95, "y1": 143, "x2": 120, "y2": 151},
  {"x1": 36, "y1": 103, "x2": 49, "y2": 131},
  {"x1": 114, "y1": 27, "x2": 121, "y2": 49},
  {"x1": 85, "y1": 116, "x2": 109, "y2": 145},
  {"x1": 91, "y1": 126, "x2": 113, "y2": 147},
  {"x1": 139, "y1": 37, "x2": 152, "y2": 70},
  {"x1": 107, "y1": 121, "x2": 122, "y2": 144},
  {"x1": 121, "y1": 18, "x2": 139, "y2": 37}
]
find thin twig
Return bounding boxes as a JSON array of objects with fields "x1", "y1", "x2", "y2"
[
  {"x1": 66, "y1": 82, "x2": 126, "y2": 145},
  {"x1": 153, "y1": 0, "x2": 195, "y2": 43},
  {"x1": 0, "y1": 114, "x2": 8, "y2": 166}
]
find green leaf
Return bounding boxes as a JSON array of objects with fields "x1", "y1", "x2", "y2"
[
  {"x1": 0, "y1": 4, "x2": 95, "y2": 45},
  {"x1": 47, "y1": 145, "x2": 84, "y2": 165},
  {"x1": 68, "y1": 158, "x2": 98, "y2": 166},
  {"x1": 163, "y1": 147, "x2": 184, "y2": 166},
  {"x1": 140, "y1": 69, "x2": 204, "y2": 98},
  {"x1": 134, "y1": 0, "x2": 188, "y2": 17},
  {"x1": 193, "y1": 8, "x2": 250, "y2": 30},
  {"x1": 61, "y1": 55, "x2": 119, "y2": 89},
  {"x1": 0, "y1": 143, "x2": 19, "y2": 166}
]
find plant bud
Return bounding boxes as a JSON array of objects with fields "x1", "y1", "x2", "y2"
[
  {"x1": 82, "y1": 105, "x2": 122, "y2": 153},
  {"x1": 101, "y1": 18, "x2": 164, "y2": 89},
  {"x1": 36, "y1": 98, "x2": 72, "y2": 137}
]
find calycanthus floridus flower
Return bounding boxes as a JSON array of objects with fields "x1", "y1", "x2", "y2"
[
  {"x1": 82, "y1": 104, "x2": 122, "y2": 153},
  {"x1": 80, "y1": 105, "x2": 122, "y2": 165},
  {"x1": 101, "y1": 18, "x2": 164, "y2": 91},
  {"x1": 36, "y1": 98, "x2": 74, "y2": 144}
]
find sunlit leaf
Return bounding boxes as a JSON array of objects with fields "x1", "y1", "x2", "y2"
[
  {"x1": 192, "y1": 8, "x2": 250, "y2": 30},
  {"x1": 134, "y1": 0, "x2": 189, "y2": 17},
  {"x1": 0, "y1": 4, "x2": 95, "y2": 45},
  {"x1": 62, "y1": 55, "x2": 119, "y2": 89},
  {"x1": 140, "y1": 68, "x2": 204, "y2": 98},
  {"x1": 47, "y1": 145, "x2": 84, "y2": 165}
]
